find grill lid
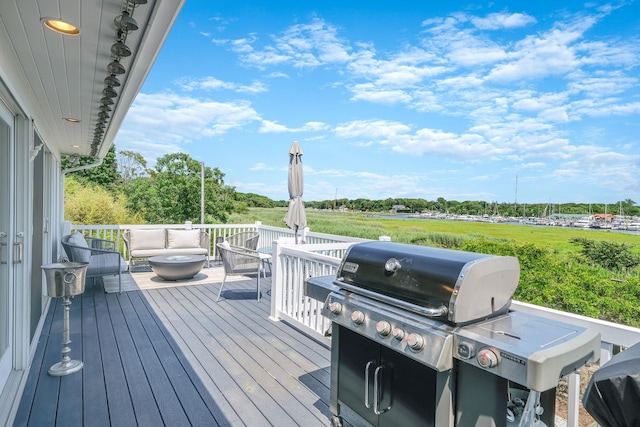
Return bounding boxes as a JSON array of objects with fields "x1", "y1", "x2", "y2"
[{"x1": 336, "y1": 241, "x2": 520, "y2": 325}]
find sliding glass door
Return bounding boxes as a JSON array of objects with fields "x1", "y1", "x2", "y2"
[{"x1": 0, "y1": 101, "x2": 14, "y2": 389}]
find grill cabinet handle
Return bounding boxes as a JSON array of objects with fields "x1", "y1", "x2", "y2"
[
  {"x1": 364, "y1": 360, "x2": 376, "y2": 408},
  {"x1": 373, "y1": 365, "x2": 391, "y2": 415}
]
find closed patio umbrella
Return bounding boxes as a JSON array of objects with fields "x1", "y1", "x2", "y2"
[{"x1": 284, "y1": 141, "x2": 306, "y2": 243}]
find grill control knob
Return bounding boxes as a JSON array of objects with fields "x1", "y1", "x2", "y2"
[
  {"x1": 477, "y1": 348, "x2": 500, "y2": 368},
  {"x1": 376, "y1": 321, "x2": 392, "y2": 336},
  {"x1": 406, "y1": 333, "x2": 424, "y2": 351},
  {"x1": 328, "y1": 301, "x2": 343, "y2": 315},
  {"x1": 351, "y1": 311, "x2": 365, "y2": 325},
  {"x1": 392, "y1": 327, "x2": 405, "y2": 340}
]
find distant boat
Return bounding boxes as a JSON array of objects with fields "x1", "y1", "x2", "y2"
[
  {"x1": 574, "y1": 218, "x2": 592, "y2": 228},
  {"x1": 626, "y1": 222, "x2": 640, "y2": 231}
]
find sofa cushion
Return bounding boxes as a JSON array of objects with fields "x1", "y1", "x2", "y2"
[
  {"x1": 128, "y1": 229, "x2": 166, "y2": 251},
  {"x1": 67, "y1": 233, "x2": 91, "y2": 263},
  {"x1": 88, "y1": 253, "x2": 128, "y2": 275},
  {"x1": 167, "y1": 229, "x2": 201, "y2": 249}
]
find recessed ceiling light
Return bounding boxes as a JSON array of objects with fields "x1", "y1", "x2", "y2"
[
  {"x1": 64, "y1": 117, "x2": 81, "y2": 123},
  {"x1": 72, "y1": 145, "x2": 80, "y2": 148},
  {"x1": 43, "y1": 19, "x2": 80, "y2": 36}
]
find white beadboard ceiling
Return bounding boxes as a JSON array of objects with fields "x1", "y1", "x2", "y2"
[{"x1": 0, "y1": 0, "x2": 184, "y2": 159}]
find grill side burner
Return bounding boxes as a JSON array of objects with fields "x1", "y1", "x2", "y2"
[{"x1": 305, "y1": 242, "x2": 600, "y2": 427}]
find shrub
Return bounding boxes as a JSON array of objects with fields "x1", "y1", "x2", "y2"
[
  {"x1": 570, "y1": 238, "x2": 640, "y2": 272},
  {"x1": 65, "y1": 176, "x2": 144, "y2": 225},
  {"x1": 409, "y1": 232, "x2": 468, "y2": 248}
]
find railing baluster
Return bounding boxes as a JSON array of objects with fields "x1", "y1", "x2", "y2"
[{"x1": 566, "y1": 372, "x2": 580, "y2": 427}]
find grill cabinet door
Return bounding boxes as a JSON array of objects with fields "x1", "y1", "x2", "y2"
[
  {"x1": 337, "y1": 326, "x2": 380, "y2": 425},
  {"x1": 337, "y1": 327, "x2": 448, "y2": 426},
  {"x1": 378, "y1": 347, "x2": 441, "y2": 427}
]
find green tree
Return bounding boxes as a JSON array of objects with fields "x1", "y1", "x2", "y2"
[
  {"x1": 62, "y1": 145, "x2": 119, "y2": 190},
  {"x1": 117, "y1": 150, "x2": 147, "y2": 185},
  {"x1": 128, "y1": 153, "x2": 236, "y2": 224},
  {"x1": 236, "y1": 193, "x2": 276, "y2": 208},
  {"x1": 123, "y1": 177, "x2": 163, "y2": 223}
]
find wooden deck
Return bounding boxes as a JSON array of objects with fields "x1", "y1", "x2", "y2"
[{"x1": 13, "y1": 270, "x2": 337, "y2": 426}]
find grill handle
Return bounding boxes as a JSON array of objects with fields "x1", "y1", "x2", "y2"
[
  {"x1": 373, "y1": 366, "x2": 390, "y2": 415},
  {"x1": 364, "y1": 360, "x2": 375, "y2": 409},
  {"x1": 334, "y1": 280, "x2": 449, "y2": 318}
]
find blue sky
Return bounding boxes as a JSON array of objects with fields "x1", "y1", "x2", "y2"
[{"x1": 115, "y1": 0, "x2": 640, "y2": 204}]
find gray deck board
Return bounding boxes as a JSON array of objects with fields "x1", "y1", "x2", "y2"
[
  {"x1": 160, "y1": 284, "x2": 328, "y2": 425},
  {"x1": 13, "y1": 270, "x2": 336, "y2": 427}
]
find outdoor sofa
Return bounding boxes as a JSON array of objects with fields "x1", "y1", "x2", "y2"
[{"x1": 123, "y1": 228, "x2": 210, "y2": 268}]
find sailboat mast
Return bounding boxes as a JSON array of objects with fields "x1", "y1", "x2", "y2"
[{"x1": 514, "y1": 175, "x2": 518, "y2": 213}]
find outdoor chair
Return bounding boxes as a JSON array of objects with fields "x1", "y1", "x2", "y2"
[
  {"x1": 216, "y1": 241, "x2": 262, "y2": 301},
  {"x1": 61, "y1": 233, "x2": 129, "y2": 293},
  {"x1": 225, "y1": 231, "x2": 260, "y2": 250}
]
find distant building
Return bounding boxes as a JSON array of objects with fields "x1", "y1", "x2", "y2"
[{"x1": 391, "y1": 204, "x2": 408, "y2": 212}]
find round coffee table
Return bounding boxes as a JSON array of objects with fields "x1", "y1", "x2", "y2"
[{"x1": 148, "y1": 255, "x2": 206, "y2": 281}]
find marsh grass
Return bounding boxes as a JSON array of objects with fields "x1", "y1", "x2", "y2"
[
  {"x1": 231, "y1": 208, "x2": 640, "y2": 255},
  {"x1": 231, "y1": 208, "x2": 640, "y2": 327}
]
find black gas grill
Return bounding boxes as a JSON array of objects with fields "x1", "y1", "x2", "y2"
[{"x1": 306, "y1": 241, "x2": 600, "y2": 427}]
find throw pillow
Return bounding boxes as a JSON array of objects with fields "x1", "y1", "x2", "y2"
[
  {"x1": 128, "y1": 229, "x2": 166, "y2": 250},
  {"x1": 167, "y1": 229, "x2": 201, "y2": 249},
  {"x1": 67, "y1": 233, "x2": 90, "y2": 263}
]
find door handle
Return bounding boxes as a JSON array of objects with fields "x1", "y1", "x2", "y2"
[
  {"x1": 373, "y1": 365, "x2": 391, "y2": 415},
  {"x1": 13, "y1": 242, "x2": 23, "y2": 264},
  {"x1": 364, "y1": 360, "x2": 376, "y2": 409},
  {"x1": 0, "y1": 242, "x2": 6, "y2": 264}
]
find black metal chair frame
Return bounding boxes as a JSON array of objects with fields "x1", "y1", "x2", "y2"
[{"x1": 61, "y1": 234, "x2": 128, "y2": 293}]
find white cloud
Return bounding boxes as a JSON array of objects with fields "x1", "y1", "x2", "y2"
[
  {"x1": 258, "y1": 120, "x2": 330, "y2": 133},
  {"x1": 538, "y1": 107, "x2": 570, "y2": 123},
  {"x1": 349, "y1": 86, "x2": 412, "y2": 104},
  {"x1": 259, "y1": 120, "x2": 290, "y2": 133},
  {"x1": 229, "y1": 17, "x2": 352, "y2": 69},
  {"x1": 390, "y1": 128, "x2": 499, "y2": 158},
  {"x1": 334, "y1": 120, "x2": 412, "y2": 139},
  {"x1": 116, "y1": 92, "x2": 262, "y2": 152},
  {"x1": 471, "y1": 12, "x2": 537, "y2": 30},
  {"x1": 178, "y1": 77, "x2": 268, "y2": 94}
]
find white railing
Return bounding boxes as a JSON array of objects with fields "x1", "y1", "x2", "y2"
[
  {"x1": 269, "y1": 243, "x2": 640, "y2": 427},
  {"x1": 269, "y1": 241, "x2": 357, "y2": 342},
  {"x1": 68, "y1": 221, "x2": 365, "y2": 262}
]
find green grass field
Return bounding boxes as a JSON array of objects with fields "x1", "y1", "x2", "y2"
[{"x1": 231, "y1": 207, "x2": 640, "y2": 254}]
